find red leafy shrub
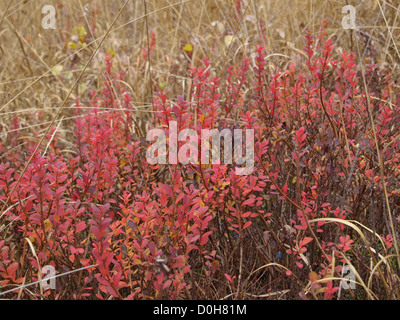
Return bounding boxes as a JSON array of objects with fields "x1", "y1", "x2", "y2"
[{"x1": 1, "y1": 30, "x2": 400, "y2": 300}]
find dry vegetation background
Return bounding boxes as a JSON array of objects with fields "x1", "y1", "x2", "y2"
[
  {"x1": 2, "y1": 0, "x2": 400, "y2": 300},
  {"x1": 2, "y1": 0, "x2": 400, "y2": 133}
]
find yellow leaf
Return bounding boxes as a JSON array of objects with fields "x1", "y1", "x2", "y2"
[
  {"x1": 184, "y1": 43, "x2": 193, "y2": 52},
  {"x1": 217, "y1": 22, "x2": 225, "y2": 34},
  {"x1": 211, "y1": 21, "x2": 225, "y2": 34},
  {"x1": 119, "y1": 156, "x2": 128, "y2": 168},
  {"x1": 198, "y1": 114, "x2": 204, "y2": 124},
  {"x1": 44, "y1": 218, "x2": 53, "y2": 232},
  {"x1": 107, "y1": 49, "x2": 115, "y2": 57},
  {"x1": 68, "y1": 42, "x2": 77, "y2": 49},
  {"x1": 51, "y1": 65, "x2": 63, "y2": 77},
  {"x1": 73, "y1": 25, "x2": 87, "y2": 37},
  {"x1": 310, "y1": 271, "x2": 318, "y2": 283},
  {"x1": 224, "y1": 35, "x2": 236, "y2": 47}
]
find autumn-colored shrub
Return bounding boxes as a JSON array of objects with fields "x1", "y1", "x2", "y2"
[{"x1": 1, "y1": 28, "x2": 400, "y2": 300}]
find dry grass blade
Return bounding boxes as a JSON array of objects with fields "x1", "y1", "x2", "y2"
[{"x1": 23, "y1": 238, "x2": 43, "y2": 299}]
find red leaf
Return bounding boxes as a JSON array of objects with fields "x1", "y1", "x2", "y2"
[
  {"x1": 106, "y1": 285, "x2": 119, "y2": 298},
  {"x1": 224, "y1": 273, "x2": 233, "y2": 283},
  {"x1": 200, "y1": 231, "x2": 212, "y2": 246},
  {"x1": 163, "y1": 280, "x2": 172, "y2": 289},
  {"x1": 6, "y1": 262, "x2": 18, "y2": 280},
  {"x1": 301, "y1": 237, "x2": 313, "y2": 246},
  {"x1": 242, "y1": 198, "x2": 255, "y2": 206},
  {"x1": 242, "y1": 221, "x2": 252, "y2": 229},
  {"x1": 76, "y1": 221, "x2": 87, "y2": 233}
]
